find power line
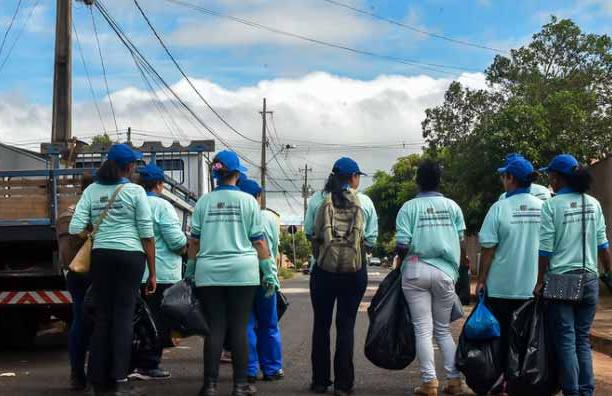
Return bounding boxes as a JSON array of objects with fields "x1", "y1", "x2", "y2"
[
  {"x1": 0, "y1": 0, "x2": 23, "y2": 59},
  {"x1": 73, "y1": 20, "x2": 107, "y2": 134},
  {"x1": 94, "y1": 0, "x2": 260, "y2": 169},
  {"x1": 164, "y1": 0, "x2": 478, "y2": 75},
  {"x1": 322, "y1": 0, "x2": 507, "y2": 54},
  {"x1": 90, "y1": 6, "x2": 119, "y2": 134},
  {"x1": 133, "y1": 0, "x2": 261, "y2": 144},
  {"x1": 0, "y1": 0, "x2": 38, "y2": 74}
]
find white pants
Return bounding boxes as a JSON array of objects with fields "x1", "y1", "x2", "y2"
[{"x1": 402, "y1": 258, "x2": 460, "y2": 382}]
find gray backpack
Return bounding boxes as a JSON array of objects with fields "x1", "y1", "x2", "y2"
[{"x1": 313, "y1": 191, "x2": 364, "y2": 273}]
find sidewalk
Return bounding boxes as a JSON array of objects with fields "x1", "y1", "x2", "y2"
[{"x1": 469, "y1": 279, "x2": 612, "y2": 357}]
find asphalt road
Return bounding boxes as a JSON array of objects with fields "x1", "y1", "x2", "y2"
[{"x1": 1, "y1": 267, "x2": 612, "y2": 395}]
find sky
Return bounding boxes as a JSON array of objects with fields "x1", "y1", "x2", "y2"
[{"x1": 0, "y1": 0, "x2": 610, "y2": 223}]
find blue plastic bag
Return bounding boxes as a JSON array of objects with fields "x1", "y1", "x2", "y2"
[{"x1": 464, "y1": 290, "x2": 500, "y2": 341}]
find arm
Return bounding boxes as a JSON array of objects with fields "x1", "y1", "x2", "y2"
[
  {"x1": 303, "y1": 192, "x2": 320, "y2": 240},
  {"x1": 69, "y1": 188, "x2": 91, "y2": 238},
  {"x1": 535, "y1": 201, "x2": 555, "y2": 294},
  {"x1": 477, "y1": 247, "x2": 496, "y2": 294},
  {"x1": 159, "y1": 203, "x2": 188, "y2": 254},
  {"x1": 599, "y1": 248, "x2": 611, "y2": 273},
  {"x1": 185, "y1": 198, "x2": 204, "y2": 279},
  {"x1": 534, "y1": 256, "x2": 550, "y2": 295},
  {"x1": 455, "y1": 203, "x2": 469, "y2": 267},
  {"x1": 142, "y1": 237, "x2": 156, "y2": 294},
  {"x1": 361, "y1": 195, "x2": 379, "y2": 248},
  {"x1": 395, "y1": 204, "x2": 412, "y2": 264}
]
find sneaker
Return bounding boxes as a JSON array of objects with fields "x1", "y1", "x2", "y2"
[
  {"x1": 70, "y1": 370, "x2": 87, "y2": 391},
  {"x1": 198, "y1": 381, "x2": 218, "y2": 396},
  {"x1": 310, "y1": 384, "x2": 329, "y2": 394},
  {"x1": 128, "y1": 368, "x2": 171, "y2": 381},
  {"x1": 232, "y1": 383, "x2": 257, "y2": 396},
  {"x1": 220, "y1": 351, "x2": 232, "y2": 363},
  {"x1": 262, "y1": 370, "x2": 284, "y2": 381},
  {"x1": 443, "y1": 378, "x2": 474, "y2": 395}
]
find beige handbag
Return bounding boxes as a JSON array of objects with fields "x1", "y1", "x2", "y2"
[{"x1": 69, "y1": 185, "x2": 125, "y2": 273}]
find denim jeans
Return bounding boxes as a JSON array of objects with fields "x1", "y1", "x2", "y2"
[
  {"x1": 66, "y1": 271, "x2": 92, "y2": 376},
  {"x1": 548, "y1": 275, "x2": 599, "y2": 396},
  {"x1": 402, "y1": 258, "x2": 460, "y2": 383}
]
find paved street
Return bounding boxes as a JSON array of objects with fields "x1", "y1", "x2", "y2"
[{"x1": 1, "y1": 268, "x2": 611, "y2": 395}]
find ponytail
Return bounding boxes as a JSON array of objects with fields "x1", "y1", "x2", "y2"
[
  {"x1": 96, "y1": 160, "x2": 130, "y2": 184},
  {"x1": 324, "y1": 173, "x2": 352, "y2": 208},
  {"x1": 567, "y1": 166, "x2": 592, "y2": 194}
]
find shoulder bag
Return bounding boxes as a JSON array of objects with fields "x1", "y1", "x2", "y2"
[
  {"x1": 542, "y1": 194, "x2": 587, "y2": 302},
  {"x1": 69, "y1": 185, "x2": 126, "y2": 273}
]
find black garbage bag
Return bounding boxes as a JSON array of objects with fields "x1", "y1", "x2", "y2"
[
  {"x1": 506, "y1": 299, "x2": 559, "y2": 396},
  {"x1": 455, "y1": 264, "x2": 471, "y2": 305},
  {"x1": 276, "y1": 291, "x2": 289, "y2": 321},
  {"x1": 364, "y1": 269, "x2": 416, "y2": 370},
  {"x1": 455, "y1": 298, "x2": 504, "y2": 395},
  {"x1": 161, "y1": 279, "x2": 209, "y2": 336}
]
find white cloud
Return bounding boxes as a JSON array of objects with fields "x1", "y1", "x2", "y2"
[{"x1": 0, "y1": 71, "x2": 486, "y2": 221}]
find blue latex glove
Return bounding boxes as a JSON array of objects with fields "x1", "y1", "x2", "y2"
[
  {"x1": 184, "y1": 258, "x2": 196, "y2": 280},
  {"x1": 259, "y1": 257, "x2": 280, "y2": 297}
]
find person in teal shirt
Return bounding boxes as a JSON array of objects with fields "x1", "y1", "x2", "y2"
[
  {"x1": 69, "y1": 144, "x2": 156, "y2": 395},
  {"x1": 498, "y1": 153, "x2": 552, "y2": 201},
  {"x1": 187, "y1": 150, "x2": 277, "y2": 396},
  {"x1": 238, "y1": 178, "x2": 284, "y2": 384},
  {"x1": 129, "y1": 163, "x2": 187, "y2": 381},
  {"x1": 535, "y1": 154, "x2": 611, "y2": 396},
  {"x1": 306, "y1": 157, "x2": 378, "y2": 396},
  {"x1": 477, "y1": 157, "x2": 543, "y2": 392},
  {"x1": 395, "y1": 160, "x2": 469, "y2": 396}
]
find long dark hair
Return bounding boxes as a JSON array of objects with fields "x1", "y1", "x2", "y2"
[
  {"x1": 96, "y1": 160, "x2": 131, "y2": 184},
  {"x1": 516, "y1": 172, "x2": 538, "y2": 188},
  {"x1": 212, "y1": 159, "x2": 240, "y2": 186},
  {"x1": 324, "y1": 173, "x2": 352, "y2": 208},
  {"x1": 560, "y1": 165, "x2": 592, "y2": 193}
]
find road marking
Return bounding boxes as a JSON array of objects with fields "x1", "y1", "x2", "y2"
[{"x1": 281, "y1": 288, "x2": 310, "y2": 294}]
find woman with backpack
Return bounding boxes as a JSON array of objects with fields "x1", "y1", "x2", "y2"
[
  {"x1": 304, "y1": 157, "x2": 378, "y2": 396},
  {"x1": 69, "y1": 144, "x2": 156, "y2": 396},
  {"x1": 535, "y1": 154, "x2": 611, "y2": 396},
  {"x1": 186, "y1": 150, "x2": 278, "y2": 396},
  {"x1": 395, "y1": 160, "x2": 470, "y2": 396}
]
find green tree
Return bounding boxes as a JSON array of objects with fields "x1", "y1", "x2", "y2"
[
  {"x1": 91, "y1": 133, "x2": 113, "y2": 146},
  {"x1": 422, "y1": 17, "x2": 612, "y2": 232},
  {"x1": 279, "y1": 230, "x2": 311, "y2": 268}
]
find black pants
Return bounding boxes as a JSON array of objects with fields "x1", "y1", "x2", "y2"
[
  {"x1": 88, "y1": 249, "x2": 146, "y2": 386},
  {"x1": 487, "y1": 297, "x2": 528, "y2": 375},
  {"x1": 133, "y1": 283, "x2": 173, "y2": 370},
  {"x1": 310, "y1": 265, "x2": 368, "y2": 392},
  {"x1": 197, "y1": 286, "x2": 258, "y2": 384}
]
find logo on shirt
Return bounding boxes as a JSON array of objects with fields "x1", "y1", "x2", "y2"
[
  {"x1": 217, "y1": 202, "x2": 225, "y2": 209},
  {"x1": 520, "y1": 205, "x2": 527, "y2": 211},
  {"x1": 570, "y1": 202, "x2": 578, "y2": 209},
  {"x1": 426, "y1": 207, "x2": 434, "y2": 214}
]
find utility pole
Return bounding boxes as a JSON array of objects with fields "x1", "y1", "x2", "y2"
[
  {"x1": 259, "y1": 98, "x2": 273, "y2": 208},
  {"x1": 300, "y1": 164, "x2": 313, "y2": 221},
  {"x1": 127, "y1": 126, "x2": 132, "y2": 144},
  {"x1": 51, "y1": 0, "x2": 73, "y2": 143}
]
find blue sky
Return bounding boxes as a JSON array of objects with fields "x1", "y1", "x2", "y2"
[
  {"x1": 0, "y1": 0, "x2": 610, "y2": 221},
  {"x1": 0, "y1": 0, "x2": 609, "y2": 105}
]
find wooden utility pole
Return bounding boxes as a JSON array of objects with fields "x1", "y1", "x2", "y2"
[
  {"x1": 51, "y1": 0, "x2": 73, "y2": 143},
  {"x1": 259, "y1": 98, "x2": 273, "y2": 208},
  {"x1": 300, "y1": 163, "x2": 313, "y2": 221}
]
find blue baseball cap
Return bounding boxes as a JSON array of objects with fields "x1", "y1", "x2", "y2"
[
  {"x1": 238, "y1": 178, "x2": 262, "y2": 198},
  {"x1": 107, "y1": 144, "x2": 143, "y2": 166},
  {"x1": 138, "y1": 163, "x2": 165, "y2": 182},
  {"x1": 213, "y1": 150, "x2": 248, "y2": 173},
  {"x1": 540, "y1": 154, "x2": 579, "y2": 175},
  {"x1": 332, "y1": 157, "x2": 366, "y2": 176},
  {"x1": 497, "y1": 158, "x2": 535, "y2": 182},
  {"x1": 503, "y1": 153, "x2": 525, "y2": 167}
]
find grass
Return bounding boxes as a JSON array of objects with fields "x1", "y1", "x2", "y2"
[{"x1": 278, "y1": 267, "x2": 295, "y2": 280}]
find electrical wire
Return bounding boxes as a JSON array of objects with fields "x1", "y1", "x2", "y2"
[
  {"x1": 322, "y1": 0, "x2": 508, "y2": 54},
  {"x1": 90, "y1": 6, "x2": 120, "y2": 134},
  {"x1": 133, "y1": 0, "x2": 261, "y2": 144},
  {"x1": 73, "y1": 20, "x2": 107, "y2": 134},
  {"x1": 164, "y1": 0, "x2": 479, "y2": 75},
  {"x1": 94, "y1": 0, "x2": 260, "y2": 169},
  {"x1": 0, "y1": 0, "x2": 39, "y2": 74},
  {"x1": 0, "y1": 0, "x2": 22, "y2": 59}
]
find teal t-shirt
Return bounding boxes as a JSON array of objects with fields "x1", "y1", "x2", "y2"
[
  {"x1": 499, "y1": 183, "x2": 551, "y2": 201},
  {"x1": 142, "y1": 194, "x2": 187, "y2": 284},
  {"x1": 191, "y1": 186, "x2": 264, "y2": 287},
  {"x1": 262, "y1": 209, "x2": 280, "y2": 260},
  {"x1": 479, "y1": 192, "x2": 543, "y2": 299},
  {"x1": 304, "y1": 190, "x2": 379, "y2": 246},
  {"x1": 539, "y1": 189, "x2": 609, "y2": 275},
  {"x1": 69, "y1": 180, "x2": 154, "y2": 252},
  {"x1": 395, "y1": 193, "x2": 466, "y2": 282}
]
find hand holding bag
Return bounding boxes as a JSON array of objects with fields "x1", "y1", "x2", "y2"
[
  {"x1": 69, "y1": 185, "x2": 125, "y2": 273},
  {"x1": 543, "y1": 194, "x2": 587, "y2": 302}
]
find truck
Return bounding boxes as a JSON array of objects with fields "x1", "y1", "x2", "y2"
[{"x1": 0, "y1": 141, "x2": 213, "y2": 347}]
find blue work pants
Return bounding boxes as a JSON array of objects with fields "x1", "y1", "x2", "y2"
[{"x1": 247, "y1": 287, "x2": 283, "y2": 377}]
